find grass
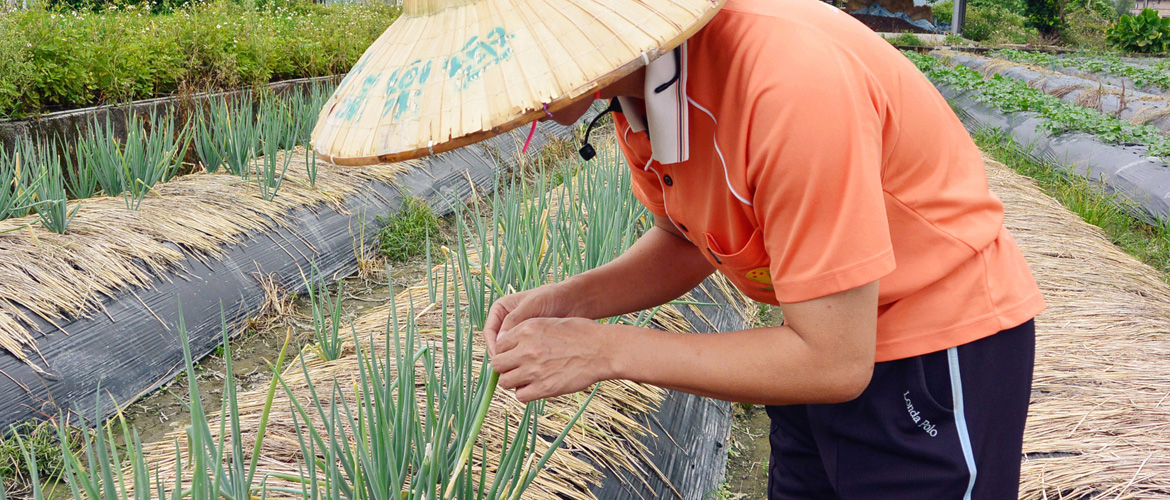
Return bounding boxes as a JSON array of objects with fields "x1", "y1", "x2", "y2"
[
  {"x1": 376, "y1": 197, "x2": 442, "y2": 262},
  {"x1": 975, "y1": 129, "x2": 1170, "y2": 279},
  {"x1": 0, "y1": 420, "x2": 81, "y2": 496}
]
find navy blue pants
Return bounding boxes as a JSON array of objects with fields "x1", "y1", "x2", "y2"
[{"x1": 767, "y1": 319, "x2": 1035, "y2": 499}]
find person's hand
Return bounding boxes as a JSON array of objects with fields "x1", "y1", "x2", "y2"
[
  {"x1": 491, "y1": 317, "x2": 613, "y2": 403},
  {"x1": 482, "y1": 283, "x2": 575, "y2": 356}
]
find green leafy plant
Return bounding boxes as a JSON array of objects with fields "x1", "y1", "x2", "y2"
[
  {"x1": 0, "y1": 420, "x2": 81, "y2": 496},
  {"x1": 377, "y1": 198, "x2": 441, "y2": 262},
  {"x1": 1107, "y1": 8, "x2": 1170, "y2": 53},
  {"x1": 963, "y1": 3, "x2": 1039, "y2": 42},
  {"x1": 63, "y1": 136, "x2": 99, "y2": 200},
  {"x1": 75, "y1": 116, "x2": 128, "y2": 199},
  {"x1": 992, "y1": 48, "x2": 1170, "y2": 90},
  {"x1": 192, "y1": 99, "x2": 232, "y2": 174},
  {"x1": 220, "y1": 97, "x2": 261, "y2": 179}
]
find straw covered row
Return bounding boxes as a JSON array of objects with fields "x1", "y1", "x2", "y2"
[
  {"x1": 986, "y1": 157, "x2": 1170, "y2": 499},
  {"x1": 0, "y1": 150, "x2": 414, "y2": 368},
  {"x1": 134, "y1": 250, "x2": 748, "y2": 499}
]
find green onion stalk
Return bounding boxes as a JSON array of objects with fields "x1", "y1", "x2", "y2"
[{"x1": 443, "y1": 369, "x2": 499, "y2": 498}]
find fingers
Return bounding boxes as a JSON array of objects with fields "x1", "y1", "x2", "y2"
[
  {"x1": 497, "y1": 298, "x2": 541, "y2": 344},
  {"x1": 482, "y1": 300, "x2": 513, "y2": 355}
]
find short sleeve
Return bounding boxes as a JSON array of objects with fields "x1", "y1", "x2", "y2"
[
  {"x1": 614, "y1": 113, "x2": 668, "y2": 219},
  {"x1": 748, "y1": 54, "x2": 895, "y2": 303}
]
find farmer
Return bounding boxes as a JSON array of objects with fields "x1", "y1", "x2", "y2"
[
  {"x1": 481, "y1": 0, "x2": 1045, "y2": 498},
  {"x1": 312, "y1": 0, "x2": 1046, "y2": 496}
]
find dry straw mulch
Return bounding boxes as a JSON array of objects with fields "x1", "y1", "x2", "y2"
[
  {"x1": 0, "y1": 150, "x2": 414, "y2": 368},
  {"x1": 988, "y1": 158, "x2": 1170, "y2": 499},
  {"x1": 135, "y1": 256, "x2": 748, "y2": 499}
]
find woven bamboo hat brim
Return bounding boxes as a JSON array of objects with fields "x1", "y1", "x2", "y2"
[{"x1": 311, "y1": 0, "x2": 727, "y2": 166}]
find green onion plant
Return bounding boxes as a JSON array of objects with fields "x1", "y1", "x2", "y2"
[
  {"x1": 63, "y1": 136, "x2": 99, "y2": 200},
  {"x1": 75, "y1": 116, "x2": 127, "y2": 199},
  {"x1": 216, "y1": 96, "x2": 261, "y2": 179},
  {"x1": 193, "y1": 99, "x2": 231, "y2": 174},
  {"x1": 0, "y1": 145, "x2": 40, "y2": 222},
  {"x1": 75, "y1": 112, "x2": 190, "y2": 210},
  {"x1": 0, "y1": 142, "x2": 652, "y2": 500},
  {"x1": 255, "y1": 97, "x2": 296, "y2": 201},
  {"x1": 301, "y1": 263, "x2": 346, "y2": 361},
  {"x1": 121, "y1": 112, "x2": 190, "y2": 210},
  {"x1": 20, "y1": 137, "x2": 80, "y2": 234}
]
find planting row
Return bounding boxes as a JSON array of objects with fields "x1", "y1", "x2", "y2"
[
  {"x1": 992, "y1": 49, "x2": 1170, "y2": 94},
  {"x1": 0, "y1": 82, "x2": 333, "y2": 233},
  {"x1": 0, "y1": 145, "x2": 682, "y2": 500},
  {"x1": 933, "y1": 50, "x2": 1170, "y2": 135},
  {"x1": 908, "y1": 52, "x2": 1170, "y2": 157},
  {"x1": 0, "y1": 0, "x2": 398, "y2": 119}
]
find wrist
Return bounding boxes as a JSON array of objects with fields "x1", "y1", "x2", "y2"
[
  {"x1": 594, "y1": 323, "x2": 627, "y2": 382},
  {"x1": 550, "y1": 277, "x2": 593, "y2": 319}
]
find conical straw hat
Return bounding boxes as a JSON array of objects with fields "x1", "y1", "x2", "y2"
[{"x1": 311, "y1": 0, "x2": 726, "y2": 165}]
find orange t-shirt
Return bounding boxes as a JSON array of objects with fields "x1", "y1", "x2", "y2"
[{"x1": 615, "y1": 0, "x2": 1045, "y2": 362}]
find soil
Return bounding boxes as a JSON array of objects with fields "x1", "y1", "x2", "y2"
[
  {"x1": 720, "y1": 305, "x2": 781, "y2": 499},
  {"x1": 724, "y1": 404, "x2": 772, "y2": 500},
  {"x1": 120, "y1": 260, "x2": 431, "y2": 445}
]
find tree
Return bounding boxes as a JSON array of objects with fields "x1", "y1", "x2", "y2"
[{"x1": 1026, "y1": 0, "x2": 1067, "y2": 37}]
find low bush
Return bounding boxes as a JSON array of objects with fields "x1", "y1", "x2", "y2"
[
  {"x1": 0, "y1": 0, "x2": 399, "y2": 119},
  {"x1": 962, "y1": 3, "x2": 1039, "y2": 43}
]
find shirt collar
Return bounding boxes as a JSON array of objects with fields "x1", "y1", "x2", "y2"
[{"x1": 617, "y1": 42, "x2": 690, "y2": 165}]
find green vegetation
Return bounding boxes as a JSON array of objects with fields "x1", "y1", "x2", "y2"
[
  {"x1": 22, "y1": 137, "x2": 79, "y2": 234},
  {"x1": 991, "y1": 48, "x2": 1170, "y2": 90},
  {"x1": 301, "y1": 264, "x2": 345, "y2": 361},
  {"x1": 975, "y1": 130, "x2": 1170, "y2": 278},
  {"x1": 0, "y1": 0, "x2": 398, "y2": 119},
  {"x1": 933, "y1": 0, "x2": 1039, "y2": 43},
  {"x1": 72, "y1": 111, "x2": 191, "y2": 211},
  {"x1": 0, "y1": 82, "x2": 333, "y2": 229},
  {"x1": 0, "y1": 143, "x2": 652, "y2": 499},
  {"x1": 377, "y1": 198, "x2": 441, "y2": 263},
  {"x1": 0, "y1": 420, "x2": 80, "y2": 496},
  {"x1": 907, "y1": 51, "x2": 1170, "y2": 156},
  {"x1": 1025, "y1": 0, "x2": 1066, "y2": 37},
  {"x1": 930, "y1": 0, "x2": 1120, "y2": 47},
  {"x1": 889, "y1": 32, "x2": 925, "y2": 47},
  {"x1": 1107, "y1": 8, "x2": 1170, "y2": 53}
]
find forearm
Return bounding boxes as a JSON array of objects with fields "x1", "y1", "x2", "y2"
[
  {"x1": 556, "y1": 226, "x2": 714, "y2": 320},
  {"x1": 600, "y1": 323, "x2": 874, "y2": 405}
]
